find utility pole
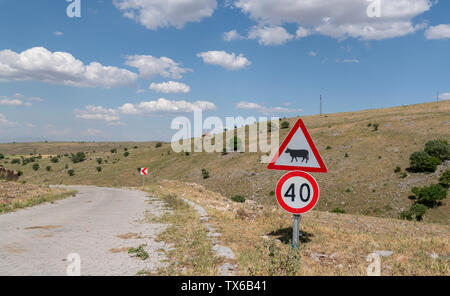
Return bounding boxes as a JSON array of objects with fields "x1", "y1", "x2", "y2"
[{"x1": 320, "y1": 94, "x2": 322, "y2": 116}]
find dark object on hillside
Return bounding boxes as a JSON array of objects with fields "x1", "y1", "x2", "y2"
[
  {"x1": 0, "y1": 168, "x2": 19, "y2": 181},
  {"x1": 285, "y1": 148, "x2": 309, "y2": 163}
]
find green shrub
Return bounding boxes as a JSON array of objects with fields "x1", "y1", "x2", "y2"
[
  {"x1": 96, "y1": 158, "x2": 103, "y2": 164},
  {"x1": 326, "y1": 146, "x2": 332, "y2": 150},
  {"x1": 50, "y1": 157, "x2": 59, "y2": 163},
  {"x1": 399, "y1": 210, "x2": 413, "y2": 221},
  {"x1": 46, "y1": 166, "x2": 52, "y2": 172},
  {"x1": 123, "y1": 152, "x2": 130, "y2": 157},
  {"x1": 71, "y1": 152, "x2": 86, "y2": 163},
  {"x1": 201, "y1": 168, "x2": 209, "y2": 179},
  {"x1": 412, "y1": 184, "x2": 447, "y2": 208},
  {"x1": 344, "y1": 153, "x2": 349, "y2": 158},
  {"x1": 0, "y1": 153, "x2": 4, "y2": 160},
  {"x1": 394, "y1": 166, "x2": 401, "y2": 173},
  {"x1": 439, "y1": 170, "x2": 450, "y2": 188},
  {"x1": 11, "y1": 158, "x2": 21, "y2": 164},
  {"x1": 17, "y1": 171, "x2": 23, "y2": 177},
  {"x1": 424, "y1": 139, "x2": 449, "y2": 161},
  {"x1": 281, "y1": 121, "x2": 290, "y2": 129},
  {"x1": 409, "y1": 204, "x2": 428, "y2": 221},
  {"x1": 68, "y1": 169, "x2": 75, "y2": 176},
  {"x1": 409, "y1": 151, "x2": 440, "y2": 172},
  {"x1": 32, "y1": 163, "x2": 40, "y2": 171},
  {"x1": 231, "y1": 195, "x2": 246, "y2": 203},
  {"x1": 110, "y1": 148, "x2": 117, "y2": 153},
  {"x1": 155, "y1": 142, "x2": 163, "y2": 148},
  {"x1": 373, "y1": 123, "x2": 379, "y2": 131},
  {"x1": 269, "y1": 190, "x2": 275, "y2": 196},
  {"x1": 96, "y1": 166, "x2": 102, "y2": 172},
  {"x1": 331, "y1": 207, "x2": 346, "y2": 214},
  {"x1": 128, "y1": 244, "x2": 149, "y2": 260}
]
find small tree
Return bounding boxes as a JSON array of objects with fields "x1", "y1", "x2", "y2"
[
  {"x1": 409, "y1": 151, "x2": 440, "y2": 172},
  {"x1": 71, "y1": 152, "x2": 86, "y2": 163},
  {"x1": 439, "y1": 170, "x2": 450, "y2": 188},
  {"x1": 425, "y1": 139, "x2": 449, "y2": 161},
  {"x1": 281, "y1": 121, "x2": 290, "y2": 129},
  {"x1": 412, "y1": 184, "x2": 447, "y2": 208},
  {"x1": 32, "y1": 163, "x2": 40, "y2": 171}
]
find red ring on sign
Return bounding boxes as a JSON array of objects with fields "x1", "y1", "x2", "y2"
[{"x1": 275, "y1": 171, "x2": 319, "y2": 214}]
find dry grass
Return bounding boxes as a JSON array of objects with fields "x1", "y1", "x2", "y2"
[
  {"x1": 144, "y1": 189, "x2": 223, "y2": 276},
  {"x1": 156, "y1": 179, "x2": 449, "y2": 276},
  {"x1": 0, "y1": 181, "x2": 76, "y2": 214}
]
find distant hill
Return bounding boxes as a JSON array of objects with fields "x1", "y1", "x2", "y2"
[{"x1": 1, "y1": 100, "x2": 449, "y2": 224}]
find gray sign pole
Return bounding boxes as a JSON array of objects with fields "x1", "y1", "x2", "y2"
[
  {"x1": 292, "y1": 214, "x2": 301, "y2": 249},
  {"x1": 142, "y1": 175, "x2": 145, "y2": 188}
]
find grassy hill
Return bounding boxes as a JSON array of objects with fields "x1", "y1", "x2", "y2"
[{"x1": 0, "y1": 100, "x2": 449, "y2": 224}]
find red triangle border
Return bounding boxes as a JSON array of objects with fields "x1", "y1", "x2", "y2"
[{"x1": 267, "y1": 119, "x2": 328, "y2": 173}]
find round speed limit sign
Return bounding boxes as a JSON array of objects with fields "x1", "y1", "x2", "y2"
[{"x1": 276, "y1": 171, "x2": 320, "y2": 214}]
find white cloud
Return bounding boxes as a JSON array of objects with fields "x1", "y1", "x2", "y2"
[
  {"x1": 308, "y1": 51, "x2": 317, "y2": 57},
  {"x1": 74, "y1": 105, "x2": 121, "y2": 123},
  {"x1": 439, "y1": 93, "x2": 450, "y2": 100},
  {"x1": 223, "y1": 29, "x2": 244, "y2": 41},
  {"x1": 248, "y1": 26, "x2": 294, "y2": 46},
  {"x1": 236, "y1": 101, "x2": 302, "y2": 114},
  {"x1": 234, "y1": 0, "x2": 433, "y2": 41},
  {"x1": 53, "y1": 31, "x2": 64, "y2": 36},
  {"x1": 0, "y1": 113, "x2": 18, "y2": 127},
  {"x1": 113, "y1": 0, "x2": 217, "y2": 30},
  {"x1": 197, "y1": 51, "x2": 251, "y2": 70},
  {"x1": 0, "y1": 47, "x2": 138, "y2": 88},
  {"x1": 149, "y1": 81, "x2": 190, "y2": 94},
  {"x1": 296, "y1": 27, "x2": 310, "y2": 39},
  {"x1": 425, "y1": 24, "x2": 450, "y2": 40},
  {"x1": 0, "y1": 98, "x2": 32, "y2": 106},
  {"x1": 119, "y1": 98, "x2": 217, "y2": 114},
  {"x1": 28, "y1": 97, "x2": 44, "y2": 102},
  {"x1": 125, "y1": 54, "x2": 192, "y2": 80}
]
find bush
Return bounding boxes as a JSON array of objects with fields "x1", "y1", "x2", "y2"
[
  {"x1": 0, "y1": 168, "x2": 19, "y2": 181},
  {"x1": 331, "y1": 207, "x2": 346, "y2": 214},
  {"x1": 201, "y1": 168, "x2": 209, "y2": 179},
  {"x1": 71, "y1": 152, "x2": 86, "y2": 163},
  {"x1": 11, "y1": 158, "x2": 21, "y2": 164},
  {"x1": 123, "y1": 152, "x2": 130, "y2": 157},
  {"x1": 0, "y1": 153, "x2": 4, "y2": 160},
  {"x1": 68, "y1": 169, "x2": 75, "y2": 176},
  {"x1": 96, "y1": 166, "x2": 102, "y2": 172},
  {"x1": 400, "y1": 204, "x2": 428, "y2": 221},
  {"x1": 412, "y1": 184, "x2": 447, "y2": 208},
  {"x1": 424, "y1": 139, "x2": 449, "y2": 161},
  {"x1": 281, "y1": 121, "x2": 290, "y2": 129},
  {"x1": 110, "y1": 148, "x2": 117, "y2": 154},
  {"x1": 409, "y1": 151, "x2": 440, "y2": 172},
  {"x1": 46, "y1": 166, "x2": 52, "y2": 172},
  {"x1": 50, "y1": 157, "x2": 59, "y2": 163},
  {"x1": 231, "y1": 195, "x2": 246, "y2": 203},
  {"x1": 96, "y1": 158, "x2": 103, "y2": 164},
  {"x1": 394, "y1": 166, "x2": 401, "y2": 173},
  {"x1": 155, "y1": 142, "x2": 163, "y2": 148},
  {"x1": 269, "y1": 190, "x2": 275, "y2": 196},
  {"x1": 439, "y1": 170, "x2": 450, "y2": 188},
  {"x1": 373, "y1": 123, "x2": 379, "y2": 131},
  {"x1": 326, "y1": 146, "x2": 332, "y2": 150},
  {"x1": 32, "y1": 163, "x2": 40, "y2": 171}
]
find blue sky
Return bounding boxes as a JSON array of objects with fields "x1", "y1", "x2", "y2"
[{"x1": 0, "y1": 0, "x2": 449, "y2": 142}]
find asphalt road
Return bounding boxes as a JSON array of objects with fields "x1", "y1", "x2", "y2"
[{"x1": 0, "y1": 186, "x2": 169, "y2": 276}]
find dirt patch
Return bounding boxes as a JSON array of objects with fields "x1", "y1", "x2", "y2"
[
  {"x1": 7, "y1": 249, "x2": 26, "y2": 254},
  {"x1": 109, "y1": 247, "x2": 131, "y2": 253},
  {"x1": 116, "y1": 232, "x2": 142, "y2": 239},
  {"x1": 24, "y1": 225, "x2": 62, "y2": 230}
]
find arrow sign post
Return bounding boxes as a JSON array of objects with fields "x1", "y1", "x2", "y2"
[
  {"x1": 140, "y1": 168, "x2": 148, "y2": 187},
  {"x1": 268, "y1": 119, "x2": 327, "y2": 249}
]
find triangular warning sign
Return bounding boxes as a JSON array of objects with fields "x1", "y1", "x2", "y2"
[{"x1": 268, "y1": 119, "x2": 327, "y2": 173}]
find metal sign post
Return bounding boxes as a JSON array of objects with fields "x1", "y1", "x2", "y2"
[
  {"x1": 292, "y1": 214, "x2": 301, "y2": 249},
  {"x1": 142, "y1": 175, "x2": 145, "y2": 188}
]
